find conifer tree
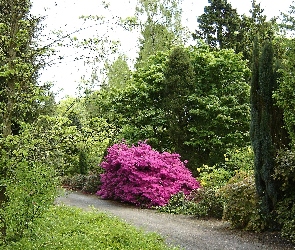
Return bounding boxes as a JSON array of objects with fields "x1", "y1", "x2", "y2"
[{"x1": 250, "y1": 38, "x2": 289, "y2": 223}]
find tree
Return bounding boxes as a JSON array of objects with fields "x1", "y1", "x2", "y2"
[
  {"x1": 0, "y1": 0, "x2": 56, "y2": 240},
  {"x1": 186, "y1": 46, "x2": 251, "y2": 170},
  {"x1": 193, "y1": 0, "x2": 277, "y2": 65},
  {"x1": 105, "y1": 55, "x2": 131, "y2": 89},
  {"x1": 134, "y1": 0, "x2": 184, "y2": 68},
  {"x1": 163, "y1": 46, "x2": 195, "y2": 157},
  {"x1": 250, "y1": 38, "x2": 289, "y2": 224},
  {"x1": 87, "y1": 46, "x2": 251, "y2": 174},
  {"x1": 193, "y1": 0, "x2": 241, "y2": 50},
  {"x1": 237, "y1": 0, "x2": 277, "y2": 63},
  {"x1": 0, "y1": 0, "x2": 45, "y2": 137}
]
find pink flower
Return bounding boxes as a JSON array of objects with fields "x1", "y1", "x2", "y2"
[{"x1": 96, "y1": 141, "x2": 200, "y2": 207}]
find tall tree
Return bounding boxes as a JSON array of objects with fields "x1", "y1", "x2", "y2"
[
  {"x1": 163, "y1": 46, "x2": 195, "y2": 156},
  {"x1": 237, "y1": 0, "x2": 277, "y2": 63},
  {"x1": 0, "y1": 0, "x2": 44, "y2": 137},
  {"x1": 250, "y1": 38, "x2": 289, "y2": 224},
  {"x1": 0, "y1": 0, "x2": 46, "y2": 238},
  {"x1": 135, "y1": 0, "x2": 184, "y2": 68},
  {"x1": 193, "y1": 0, "x2": 241, "y2": 50}
]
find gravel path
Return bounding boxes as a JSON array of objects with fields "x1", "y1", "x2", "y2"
[{"x1": 56, "y1": 191, "x2": 295, "y2": 250}]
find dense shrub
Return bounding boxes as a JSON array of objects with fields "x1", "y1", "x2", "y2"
[
  {"x1": 157, "y1": 192, "x2": 198, "y2": 215},
  {"x1": 96, "y1": 141, "x2": 200, "y2": 207},
  {"x1": 220, "y1": 171, "x2": 266, "y2": 231},
  {"x1": 198, "y1": 165, "x2": 233, "y2": 188},
  {"x1": 189, "y1": 188, "x2": 224, "y2": 219},
  {"x1": 274, "y1": 149, "x2": 295, "y2": 243},
  {"x1": 61, "y1": 171, "x2": 102, "y2": 194},
  {"x1": 0, "y1": 123, "x2": 58, "y2": 243},
  {"x1": 223, "y1": 146, "x2": 254, "y2": 172},
  {"x1": 82, "y1": 171, "x2": 102, "y2": 194}
]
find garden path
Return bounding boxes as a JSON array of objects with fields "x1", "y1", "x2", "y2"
[{"x1": 56, "y1": 191, "x2": 295, "y2": 250}]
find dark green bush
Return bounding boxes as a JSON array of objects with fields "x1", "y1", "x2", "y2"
[{"x1": 69, "y1": 174, "x2": 87, "y2": 190}]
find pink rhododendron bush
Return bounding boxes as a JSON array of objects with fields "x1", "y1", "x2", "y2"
[{"x1": 96, "y1": 141, "x2": 200, "y2": 207}]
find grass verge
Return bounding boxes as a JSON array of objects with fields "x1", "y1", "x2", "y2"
[{"x1": 2, "y1": 205, "x2": 179, "y2": 250}]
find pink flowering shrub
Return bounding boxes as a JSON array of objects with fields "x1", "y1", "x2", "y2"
[{"x1": 96, "y1": 141, "x2": 200, "y2": 207}]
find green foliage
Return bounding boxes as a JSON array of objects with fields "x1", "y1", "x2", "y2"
[
  {"x1": 163, "y1": 46, "x2": 195, "y2": 155},
  {"x1": 61, "y1": 171, "x2": 102, "y2": 194},
  {"x1": 2, "y1": 161, "x2": 57, "y2": 242},
  {"x1": 198, "y1": 165, "x2": 233, "y2": 189},
  {"x1": 187, "y1": 47, "x2": 250, "y2": 169},
  {"x1": 158, "y1": 188, "x2": 224, "y2": 219},
  {"x1": 87, "y1": 46, "x2": 250, "y2": 173},
  {"x1": 275, "y1": 197, "x2": 295, "y2": 243},
  {"x1": 157, "y1": 192, "x2": 198, "y2": 215},
  {"x1": 0, "y1": 0, "x2": 51, "y2": 137},
  {"x1": 250, "y1": 39, "x2": 289, "y2": 220},
  {"x1": 0, "y1": 121, "x2": 59, "y2": 242},
  {"x1": 106, "y1": 55, "x2": 131, "y2": 89},
  {"x1": 220, "y1": 171, "x2": 266, "y2": 231},
  {"x1": 192, "y1": 188, "x2": 225, "y2": 219},
  {"x1": 273, "y1": 149, "x2": 295, "y2": 243},
  {"x1": 135, "y1": 0, "x2": 184, "y2": 68},
  {"x1": 223, "y1": 146, "x2": 254, "y2": 172},
  {"x1": 3, "y1": 205, "x2": 177, "y2": 250},
  {"x1": 273, "y1": 38, "x2": 295, "y2": 145},
  {"x1": 194, "y1": 0, "x2": 241, "y2": 50}
]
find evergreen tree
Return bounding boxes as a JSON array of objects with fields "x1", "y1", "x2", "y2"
[
  {"x1": 250, "y1": 38, "x2": 289, "y2": 223},
  {"x1": 193, "y1": 0, "x2": 241, "y2": 50}
]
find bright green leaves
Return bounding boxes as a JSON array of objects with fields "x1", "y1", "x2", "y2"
[{"x1": 87, "y1": 45, "x2": 250, "y2": 174}]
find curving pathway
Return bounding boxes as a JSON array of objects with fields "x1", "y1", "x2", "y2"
[{"x1": 56, "y1": 191, "x2": 295, "y2": 250}]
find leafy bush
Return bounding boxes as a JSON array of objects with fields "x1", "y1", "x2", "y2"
[
  {"x1": 158, "y1": 189, "x2": 224, "y2": 219},
  {"x1": 0, "y1": 121, "x2": 59, "y2": 243},
  {"x1": 220, "y1": 171, "x2": 265, "y2": 231},
  {"x1": 198, "y1": 165, "x2": 233, "y2": 188},
  {"x1": 189, "y1": 188, "x2": 224, "y2": 219},
  {"x1": 274, "y1": 149, "x2": 295, "y2": 243},
  {"x1": 97, "y1": 141, "x2": 200, "y2": 207},
  {"x1": 157, "y1": 192, "x2": 198, "y2": 215},
  {"x1": 223, "y1": 146, "x2": 254, "y2": 172},
  {"x1": 82, "y1": 171, "x2": 102, "y2": 194},
  {"x1": 69, "y1": 174, "x2": 87, "y2": 191},
  {"x1": 3, "y1": 205, "x2": 177, "y2": 250}
]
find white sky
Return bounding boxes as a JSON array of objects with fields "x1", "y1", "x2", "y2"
[{"x1": 30, "y1": 0, "x2": 293, "y2": 100}]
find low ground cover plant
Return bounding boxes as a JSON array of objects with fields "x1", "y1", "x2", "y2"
[
  {"x1": 97, "y1": 141, "x2": 200, "y2": 207},
  {"x1": 2, "y1": 205, "x2": 177, "y2": 250}
]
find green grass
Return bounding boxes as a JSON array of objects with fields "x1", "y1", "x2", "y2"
[{"x1": 3, "y1": 205, "x2": 178, "y2": 250}]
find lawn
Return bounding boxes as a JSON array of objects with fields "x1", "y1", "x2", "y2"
[{"x1": 3, "y1": 205, "x2": 178, "y2": 250}]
